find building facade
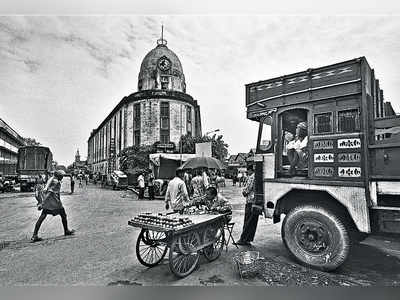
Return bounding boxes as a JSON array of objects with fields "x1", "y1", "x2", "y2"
[
  {"x1": 87, "y1": 36, "x2": 202, "y2": 175},
  {"x1": 0, "y1": 118, "x2": 26, "y2": 176}
]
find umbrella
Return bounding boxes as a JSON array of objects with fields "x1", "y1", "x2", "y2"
[{"x1": 179, "y1": 156, "x2": 226, "y2": 170}]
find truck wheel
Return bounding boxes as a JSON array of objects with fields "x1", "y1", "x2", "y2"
[{"x1": 282, "y1": 204, "x2": 350, "y2": 271}]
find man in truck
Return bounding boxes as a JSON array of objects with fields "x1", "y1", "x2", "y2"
[{"x1": 287, "y1": 121, "x2": 309, "y2": 176}]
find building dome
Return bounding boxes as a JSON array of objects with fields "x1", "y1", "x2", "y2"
[{"x1": 138, "y1": 39, "x2": 186, "y2": 92}]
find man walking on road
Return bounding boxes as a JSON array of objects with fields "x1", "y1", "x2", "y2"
[
  {"x1": 236, "y1": 165, "x2": 262, "y2": 246},
  {"x1": 31, "y1": 170, "x2": 75, "y2": 242},
  {"x1": 165, "y1": 169, "x2": 190, "y2": 212}
]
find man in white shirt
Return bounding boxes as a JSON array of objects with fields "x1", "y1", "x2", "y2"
[
  {"x1": 137, "y1": 172, "x2": 145, "y2": 200},
  {"x1": 165, "y1": 169, "x2": 190, "y2": 212}
]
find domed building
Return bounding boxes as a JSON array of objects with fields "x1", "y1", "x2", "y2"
[{"x1": 87, "y1": 33, "x2": 202, "y2": 175}]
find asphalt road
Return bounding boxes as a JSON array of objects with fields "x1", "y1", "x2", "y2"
[{"x1": 0, "y1": 181, "x2": 399, "y2": 286}]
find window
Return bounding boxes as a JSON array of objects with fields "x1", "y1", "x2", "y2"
[
  {"x1": 314, "y1": 112, "x2": 333, "y2": 134},
  {"x1": 161, "y1": 76, "x2": 169, "y2": 90},
  {"x1": 338, "y1": 109, "x2": 360, "y2": 133},
  {"x1": 186, "y1": 106, "x2": 192, "y2": 136},
  {"x1": 134, "y1": 103, "x2": 141, "y2": 145},
  {"x1": 160, "y1": 102, "x2": 170, "y2": 143},
  {"x1": 257, "y1": 116, "x2": 272, "y2": 152}
]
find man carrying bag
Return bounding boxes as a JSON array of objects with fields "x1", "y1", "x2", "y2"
[{"x1": 31, "y1": 170, "x2": 75, "y2": 242}]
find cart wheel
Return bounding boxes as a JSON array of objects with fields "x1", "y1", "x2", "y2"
[
  {"x1": 136, "y1": 229, "x2": 168, "y2": 267},
  {"x1": 169, "y1": 231, "x2": 200, "y2": 278},
  {"x1": 203, "y1": 226, "x2": 225, "y2": 262}
]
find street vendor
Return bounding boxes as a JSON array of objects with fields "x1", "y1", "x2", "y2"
[
  {"x1": 190, "y1": 186, "x2": 232, "y2": 216},
  {"x1": 165, "y1": 169, "x2": 190, "y2": 212}
]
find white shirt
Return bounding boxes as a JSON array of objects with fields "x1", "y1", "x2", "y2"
[
  {"x1": 165, "y1": 177, "x2": 189, "y2": 211},
  {"x1": 138, "y1": 175, "x2": 145, "y2": 188}
]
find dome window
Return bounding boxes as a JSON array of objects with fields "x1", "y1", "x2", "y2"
[{"x1": 161, "y1": 76, "x2": 169, "y2": 90}]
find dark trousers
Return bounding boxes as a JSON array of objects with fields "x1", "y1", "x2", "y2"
[
  {"x1": 239, "y1": 203, "x2": 259, "y2": 242},
  {"x1": 148, "y1": 186, "x2": 155, "y2": 200},
  {"x1": 33, "y1": 208, "x2": 69, "y2": 236},
  {"x1": 138, "y1": 187, "x2": 145, "y2": 199}
]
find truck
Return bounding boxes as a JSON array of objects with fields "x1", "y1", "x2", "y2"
[
  {"x1": 246, "y1": 57, "x2": 400, "y2": 271},
  {"x1": 17, "y1": 146, "x2": 53, "y2": 192}
]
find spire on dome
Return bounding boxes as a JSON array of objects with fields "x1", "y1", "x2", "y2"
[{"x1": 157, "y1": 24, "x2": 167, "y2": 46}]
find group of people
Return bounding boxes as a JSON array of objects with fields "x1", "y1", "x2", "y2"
[
  {"x1": 164, "y1": 168, "x2": 230, "y2": 213},
  {"x1": 232, "y1": 172, "x2": 248, "y2": 187},
  {"x1": 30, "y1": 164, "x2": 261, "y2": 249},
  {"x1": 164, "y1": 165, "x2": 260, "y2": 247},
  {"x1": 137, "y1": 170, "x2": 155, "y2": 200}
]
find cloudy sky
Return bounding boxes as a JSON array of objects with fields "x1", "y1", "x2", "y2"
[{"x1": 1, "y1": 15, "x2": 400, "y2": 165}]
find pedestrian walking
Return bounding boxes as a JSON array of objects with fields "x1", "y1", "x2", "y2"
[
  {"x1": 31, "y1": 170, "x2": 75, "y2": 242},
  {"x1": 147, "y1": 171, "x2": 155, "y2": 200},
  {"x1": 165, "y1": 169, "x2": 190, "y2": 212},
  {"x1": 78, "y1": 174, "x2": 83, "y2": 188},
  {"x1": 137, "y1": 172, "x2": 145, "y2": 200},
  {"x1": 85, "y1": 174, "x2": 89, "y2": 185},
  {"x1": 236, "y1": 165, "x2": 263, "y2": 246},
  {"x1": 70, "y1": 176, "x2": 75, "y2": 194}
]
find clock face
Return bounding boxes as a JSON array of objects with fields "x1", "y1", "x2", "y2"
[{"x1": 158, "y1": 57, "x2": 171, "y2": 71}]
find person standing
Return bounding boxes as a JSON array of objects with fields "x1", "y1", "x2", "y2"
[
  {"x1": 147, "y1": 171, "x2": 155, "y2": 200},
  {"x1": 237, "y1": 172, "x2": 243, "y2": 187},
  {"x1": 70, "y1": 176, "x2": 75, "y2": 194},
  {"x1": 236, "y1": 165, "x2": 261, "y2": 246},
  {"x1": 137, "y1": 172, "x2": 145, "y2": 200},
  {"x1": 165, "y1": 169, "x2": 190, "y2": 212},
  {"x1": 31, "y1": 170, "x2": 75, "y2": 242},
  {"x1": 190, "y1": 169, "x2": 205, "y2": 200}
]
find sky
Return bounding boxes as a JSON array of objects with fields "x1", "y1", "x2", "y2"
[{"x1": 1, "y1": 15, "x2": 400, "y2": 165}]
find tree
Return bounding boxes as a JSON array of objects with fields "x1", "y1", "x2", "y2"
[
  {"x1": 179, "y1": 134, "x2": 229, "y2": 161},
  {"x1": 24, "y1": 137, "x2": 41, "y2": 146},
  {"x1": 118, "y1": 145, "x2": 155, "y2": 174}
]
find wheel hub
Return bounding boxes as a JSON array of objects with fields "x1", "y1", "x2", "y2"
[{"x1": 297, "y1": 222, "x2": 330, "y2": 253}]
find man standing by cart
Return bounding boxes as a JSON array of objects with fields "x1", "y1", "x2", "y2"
[
  {"x1": 165, "y1": 169, "x2": 190, "y2": 212},
  {"x1": 236, "y1": 165, "x2": 262, "y2": 246}
]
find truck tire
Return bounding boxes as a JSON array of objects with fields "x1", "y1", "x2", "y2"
[{"x1": 281, "y1": 204, "x2": 350, "y2": 271}]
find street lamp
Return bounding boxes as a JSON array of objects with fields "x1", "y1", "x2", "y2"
[{"x1": 205, "y1": 129, "x2": 220, "y2": 136}]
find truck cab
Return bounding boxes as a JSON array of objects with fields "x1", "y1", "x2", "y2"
[{"x1": 246, "y1": 57, "x2": 400, "y2": 271}]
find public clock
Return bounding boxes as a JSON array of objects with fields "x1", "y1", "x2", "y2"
[{"x1": 158, "y1": 57, "x2": 171, "y2": 71}]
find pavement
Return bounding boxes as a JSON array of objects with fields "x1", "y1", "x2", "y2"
[{"x1": 0, "y1": 180, "x2": 400, "y2": 286}]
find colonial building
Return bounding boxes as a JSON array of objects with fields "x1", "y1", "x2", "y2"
[
  {"x1": 0, "y1": 118, "x2": 26, "y2": 176},
  {"x1": 87, "y1": 33, "x2": 202, "y2": 175}
]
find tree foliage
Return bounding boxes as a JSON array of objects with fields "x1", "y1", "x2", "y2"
[
  {"x1": 118, "y1": 145, "x2": 155, "y2": 174},
  {"x1": 24, "y1": 137, "x2": 41, "y2": 146},
  {"x1": 179, "y1": 134, "x2": 229, "y2": 161}
]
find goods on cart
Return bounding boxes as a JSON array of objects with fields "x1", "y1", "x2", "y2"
[{"x1": 130, "y1": 212, "x2": 193, "y2": 230}]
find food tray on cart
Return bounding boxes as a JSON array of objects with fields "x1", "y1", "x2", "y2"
[{"x1": 128, "y1": 212, "x2": 226, "y2": 233}]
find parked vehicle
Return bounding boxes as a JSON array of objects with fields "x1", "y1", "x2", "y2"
[
  {"x1": 246, "y1": 57, "x2": 400, "y2": 271},
  {"x1": 16, "y1": 146, "x2": 53, "y2": 192},
  {"x1": 109, "y1": 170, "x2": 128, "y2": 190}
]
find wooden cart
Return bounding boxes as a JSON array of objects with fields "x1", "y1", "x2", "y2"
[{"x1": 128, "y1": 213, "x2": 227, "y2": 278}]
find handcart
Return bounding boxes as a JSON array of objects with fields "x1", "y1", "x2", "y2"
[{"x1": 128, "y1": 213, "x2": 228, "y2": 278}]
